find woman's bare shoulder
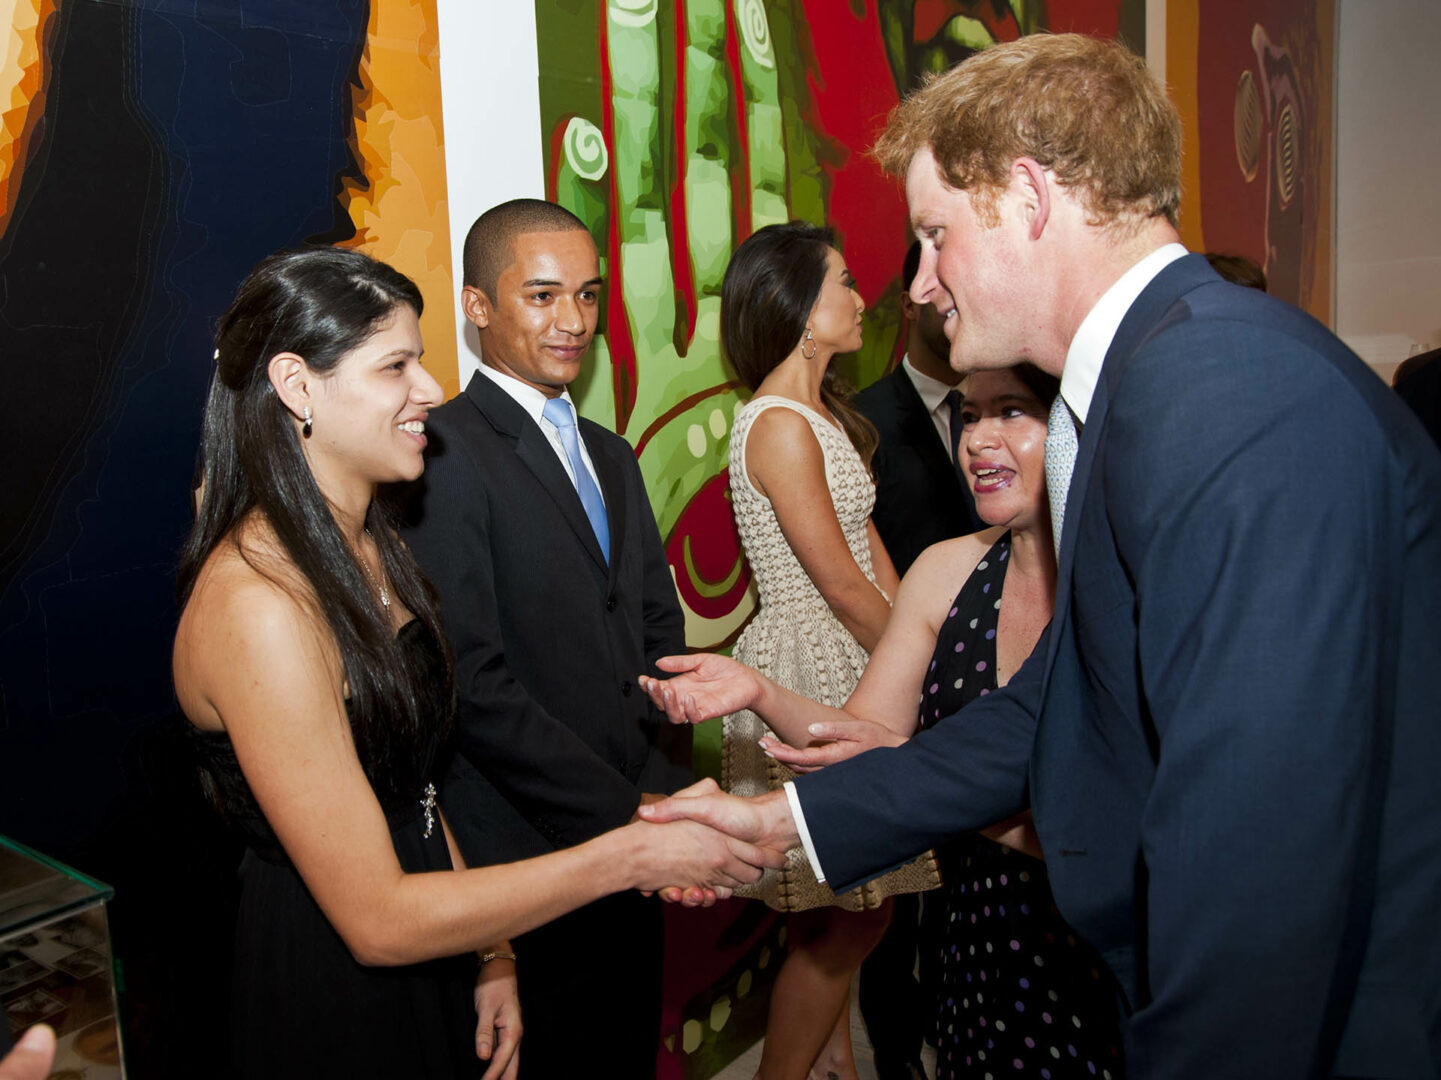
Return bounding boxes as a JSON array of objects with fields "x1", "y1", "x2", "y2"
[
  {"x1": 746, "y1": 398, "x2": 821, "y2": 443},
  {"x1": 175, "y1": 519, "x2": 333, "y2": 727},
  {"x1": 906, "y1": 527, "x2": 1006, "y2": 586},
  {"x1": 184, "y1": 519, "x2": 309, "y2": 625}
]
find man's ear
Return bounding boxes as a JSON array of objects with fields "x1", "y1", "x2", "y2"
[
  {"x1": 1011, "y1": 157, "x2": 1051, "y2": 242},
  {"x1": 267, "y1": 352, "x2": 311, "y2": 422},
  {"x1": 900, "y1": 292, "x2": 918, "y2": 323},
  {"x1": 462, "y1": 285, "x2": 493, "y2": 330}
]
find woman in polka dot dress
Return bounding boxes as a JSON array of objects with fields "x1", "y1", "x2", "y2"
[{"x1": 642, "y1": 364, "x2": 1124, "y2": 1078}]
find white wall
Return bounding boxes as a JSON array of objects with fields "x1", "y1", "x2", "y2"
[
  {"x1": 1334, "y1": 0, "x2": 1441, "y2": 379},
  {"x1": 435, "y1": 2, "x2": 543, "y2": 387}
]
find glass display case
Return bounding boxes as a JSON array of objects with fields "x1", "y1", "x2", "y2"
[{"x1": 0, "y1": 835, "x2": 124, "y2": 1077}]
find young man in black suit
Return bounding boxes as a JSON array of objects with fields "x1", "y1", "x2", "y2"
[
  {"x1": 401, "y1": 199, "x2": 691, "y2": 1077},
  {"x1": 643, "y1": 35, "x2": 1441, "y2": 1077}
]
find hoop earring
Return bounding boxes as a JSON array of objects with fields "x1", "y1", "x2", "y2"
[
  {"x1": 800, "y1": 326, "x2": 817, "y2": 360},
  {"x1": 302, "y1": 405, "x2": 313, "y2": 439}
]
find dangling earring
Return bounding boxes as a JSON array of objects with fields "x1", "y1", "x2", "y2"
[
  {"x1": 800, "y1": 326, "x2": 817, "y2": 360},
  {"x1": 302, "y1": 405, "x2": 313, "y2": 439}
]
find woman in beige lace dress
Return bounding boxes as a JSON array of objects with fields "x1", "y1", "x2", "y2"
[{"x1": 718, "y1": 223, "x2": 938, "y2": 1080}]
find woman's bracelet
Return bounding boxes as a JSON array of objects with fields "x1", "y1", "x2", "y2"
[{"x1": 479, "y1": 950, "x2": 517, "y2": 965}]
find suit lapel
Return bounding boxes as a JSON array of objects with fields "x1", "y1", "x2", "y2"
[
  {"x1": 465, "y1": 374, "x2": 611, "y2": 572},
  {"x1": 1043, "y1": 254, "x2": 1217, "y2": 677}
]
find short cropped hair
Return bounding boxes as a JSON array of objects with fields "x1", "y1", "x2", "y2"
[
  {"x1": 462, "y1": 199, "x2": 589, "y2": 297},
  {"x1": 872, "y1": 33, "x2": 1181, "y2": 230}
]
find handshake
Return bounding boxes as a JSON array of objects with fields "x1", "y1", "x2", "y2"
[
  {"x1": 626, "y1": 779, "x2": 803, "y2": 907},
  {"x1": 620, "y1": 653, "x2": 901, "y2": 907}
]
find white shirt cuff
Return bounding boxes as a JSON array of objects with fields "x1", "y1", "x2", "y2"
[{"x1": 783, "y1": 781, "x2": 827, "y2": 884}]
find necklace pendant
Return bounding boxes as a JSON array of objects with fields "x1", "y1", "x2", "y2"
[
  {"x1": 359, "y1": 528, "x2": 391, "y2": 611},
  {"x1": 420, "y1": 783, "x2": 437, "y2": 838}
]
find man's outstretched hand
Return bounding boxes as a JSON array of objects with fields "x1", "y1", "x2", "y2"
[{"x1": 638, "y1": 778, "x2": 800, "y2": 859}]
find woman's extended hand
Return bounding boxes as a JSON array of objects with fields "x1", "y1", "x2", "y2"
[
  {"x1": 760, "y1": 716, "x2": 907, "y2": 772},
  {"x1": 639, "y1": 654, "x2": 765, "y2": 724},
  {"x1": 474, "y1": 953, "x2": 521, "y2": 1080}
]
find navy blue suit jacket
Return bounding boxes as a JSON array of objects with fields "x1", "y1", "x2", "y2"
[{"x1": 794, "y1": 256, "x2": 1441, "y2": 1076}]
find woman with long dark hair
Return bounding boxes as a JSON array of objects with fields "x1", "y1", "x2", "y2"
[
  {"x1": 715, "y1": 223, "x2": 938, "y2": 1080},
  {"x1": 174, "y1": 247, "x2": 778, "y2": 1079}
]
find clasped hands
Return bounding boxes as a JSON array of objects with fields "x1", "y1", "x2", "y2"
[{"x1": 634, "y1": 778, "x2": 798, "y2": 905}]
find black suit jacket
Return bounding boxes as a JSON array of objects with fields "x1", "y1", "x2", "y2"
[
  {"x1": 796, "y1": 256, "x2": 1441, "y2": 1076},
  {"x1": 853, "y1": 363, "x2": 982, "y2": 574},
  {"x1": 400, "y1": 371, "x2": 691, "y2": 866}
]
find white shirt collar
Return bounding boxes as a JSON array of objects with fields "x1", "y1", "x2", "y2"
[
  {"x1": 477, "y1": 361, "x2": 576, "y2": 428},
  {"x1": 901, "y1": 354, "x2": 957, "y2": 416},
  {"x1": 1060, "y1": 243, "x2": 1188, "y2": 423}
]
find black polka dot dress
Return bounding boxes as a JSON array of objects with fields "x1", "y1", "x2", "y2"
[{"x1": 919, "y1": 534, "x2": 1125, "y2": 1079}]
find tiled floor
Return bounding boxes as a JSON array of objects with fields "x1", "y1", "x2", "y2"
[{"x1": 712, "y1": 980, "x2": 936, "y2": 1080}]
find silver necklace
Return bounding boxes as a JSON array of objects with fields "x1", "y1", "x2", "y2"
[{"x1": 358, "y1": 530, "x2": 391, "y2": 611}]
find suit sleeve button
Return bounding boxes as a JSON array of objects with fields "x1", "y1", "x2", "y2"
[{"x1": 621, "y1": 680, "x2": 633, "y2": 697}]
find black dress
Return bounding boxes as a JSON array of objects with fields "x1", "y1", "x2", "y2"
[
  {"x1": 920, "y1": 534, "x2": 1124, "y2": 1079},
  {"x1": 192, "y1": 620, "x2": 482, "y2": 1079}
]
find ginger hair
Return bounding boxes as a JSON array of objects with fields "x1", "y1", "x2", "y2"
[{"x1": 872, "y1": 33, "x2": 1181, "y2": 231}]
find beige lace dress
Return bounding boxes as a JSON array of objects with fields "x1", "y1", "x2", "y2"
[{"x1": 725, "y1": 396, "x2": 940, "y2": 912}]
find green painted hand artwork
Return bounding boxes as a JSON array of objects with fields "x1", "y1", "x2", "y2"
[
  {"x1": 535, "y1": 0, "x2": 910, "y2": 650},
  {"x1": 533, "y1": 0, "x2": 1136, "y2": 652}
]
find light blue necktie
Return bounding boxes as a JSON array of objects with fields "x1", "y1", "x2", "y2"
[
  {"x1": 1045, "y1": 394, "x2": 1079, "y2": 549},
  {"x1": 542, "y1": 396, "x2": 610, "y2": 563}
]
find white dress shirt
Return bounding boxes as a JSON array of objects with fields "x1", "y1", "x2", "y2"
[
  {"x1": 477, "y1": 362, "x2": 607, "y2": 505},
  {"x1": 1058, "y1": 243, "x2": 1188, "y2": 424},
  {"x1": 785, "y1": 242, "x2": 1190, "y2": 884}
]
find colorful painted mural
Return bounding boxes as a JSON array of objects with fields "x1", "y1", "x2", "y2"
[
  {"x1": 536, "y1": 0, "x2": 1144, "y2": 664},
  {"x1": 0, "y1": 0, "x2": 56, "y2": 228},
  {"x1": 1169, "y1": 0, "x2": 1335, "y2": 321},
  {"x1": 339, "y1": 0, "x2": 459, "y2": 398}
]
